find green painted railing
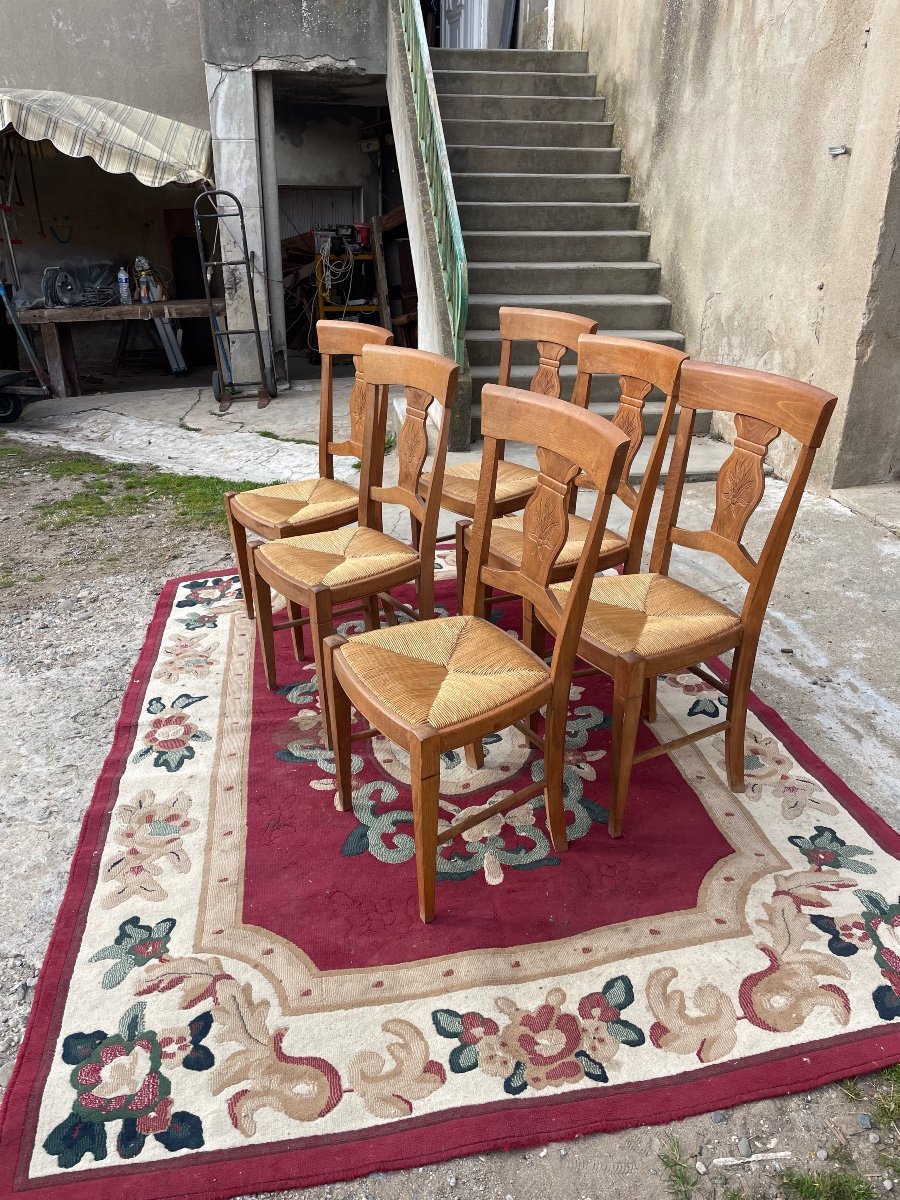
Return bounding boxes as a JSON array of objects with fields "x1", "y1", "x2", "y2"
[{"x1": 397, "y1": 0, "x2": 468, "y2": 367}]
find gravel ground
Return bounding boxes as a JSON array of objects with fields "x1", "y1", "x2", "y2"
[{"x1": 1, "y1": 430, "x2": 900, "y2": 1199}]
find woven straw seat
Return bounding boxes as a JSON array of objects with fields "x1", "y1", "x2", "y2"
[
  {"x1": 257, "y1": 526, "x2": 418, "y2": 591},
  {"x1": 490, "y1": 513, "x2": 627, "y2": 568},
  {"x1": 422, "y1": 460, "x2": 538, "y2": 513},
  {"x1": 230, "y1": 478, "x2": 358, "y2": 536},
  {"x1": 337, "y1": 615, "x2": 550, "y2": 730},
  {"x1": 551, "y1": 573, "x2": 740, "y2": 658}
]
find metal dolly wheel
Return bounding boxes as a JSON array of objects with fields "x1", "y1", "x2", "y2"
[{"x1": 194, "y1": 188, "x2": 277, "y2": 412}]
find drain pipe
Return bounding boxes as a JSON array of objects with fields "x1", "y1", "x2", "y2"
[{"x1": 256, "y1": 72, "x2": 289, "y2": 383}]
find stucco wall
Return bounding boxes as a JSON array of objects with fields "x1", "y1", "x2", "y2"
[
  {"x1": 0, "y1": 0, "x2": 208, "y2": 128},
  {"x1": 553, "y1": 0, "x2": 900, "y2": 487}
]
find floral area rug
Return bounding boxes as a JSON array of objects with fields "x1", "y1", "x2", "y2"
[{"x1": 3, "y1": 557, "x2": 900, "y2": 1200}]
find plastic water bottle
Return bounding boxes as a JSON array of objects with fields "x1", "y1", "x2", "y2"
[{"x1": 117, "y1": 267, "x2": 132, "y2": 306}]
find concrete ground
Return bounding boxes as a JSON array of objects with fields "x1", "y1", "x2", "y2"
[{"x1": 1, "y1": 382, "x2": 899, "y2": 1198}]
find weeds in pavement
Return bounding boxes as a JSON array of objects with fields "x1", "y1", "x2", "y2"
[
  {"x1": 839, "y1": 1078, "x2": 863, "y2": 1103},
  {"x1": 658, "y1": 1136, "x2": 695, "y2": 1199},
  {"x1": 257, "y1": 430, "x2": 316, "y2": 445}
]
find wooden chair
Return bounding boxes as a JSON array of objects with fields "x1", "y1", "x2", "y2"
[
  {"x1": 323, "y1": 386, "x2": 631, "y2": 922},
  {"x1": 415, "y1": 306, "x2": 598, "y2": 552},
  {"x1": 545, "y1": 361, "x2": 837, "y2": 839},
  {"x1": 251, "y1": 346, "x2": 459, "y2": 726},
  {"x1": 455, "y1": 335, "x2": 688, "y2": 612},
  {"x1": 225, "y1": 320, "x2": 393, "y2": 621}
]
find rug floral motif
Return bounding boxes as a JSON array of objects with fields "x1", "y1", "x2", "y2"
[{"x1": 3, "y1": 559, "x2": 900, "y2": 1200}]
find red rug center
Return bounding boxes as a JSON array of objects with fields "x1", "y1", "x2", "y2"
[{"x1": 242, "y1": 593, "x2": 733, "y2": 969}]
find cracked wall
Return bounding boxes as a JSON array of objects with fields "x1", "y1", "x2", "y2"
[
  {"x1": 199, "y1": 0, "x2": 387, "y2": 75},
  {"x1": 553, "y1": 0, "x2": 900, "y2": 488}
]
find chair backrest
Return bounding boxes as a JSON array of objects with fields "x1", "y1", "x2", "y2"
[
  {"x1": 359, "y1": 346, "x2": 458, "y2": 557},
  {"x1": 573, "y1": 334, "x2": 688, "y2": 570},
  {"x1": 498, "y1": 306, "x2": 598, "y2": 398},
  {"x1": 316, "y1": 320, "x2": 393, "y2": 478},
  {"x1": 650, "y1": 361, "x2": 837, "y2": 633},
  {"x1": 466, "y1": 385, "x2": 631, "y2": 689}
]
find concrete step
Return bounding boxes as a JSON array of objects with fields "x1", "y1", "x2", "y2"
[
  {"x1": 466, "y1": 294, "x2": 673, "y2": 330},
  {"x1": 459, "y1": 201, "x2": 640, "y2": 232},
  {"x1": 465, "y1": 230, "x2": 651, "y2": 263},
  {"x1": 434, "y1": 69, "x2": 597, "y2": 97},
  {"x1": 438, "y1": 92, "x2": 606, "y2": 122},
  {"x1": 468, "y1": 260, "x2": 661, "y2": 294},
  {"x1": 431, "y1": 48, "x2": 589, "y2": 73},
  {"x1": 465, "y1": 326, "x2": 683, "y2": 366},
  {"x1": 470, "y1": 359, "x2": 675, "y2": 399},
  {"x1": 442, "y1": 118, "x2": 614, "y2": 148},
  {"x1": 448, "y1": 144, "x2": 621, "y2": 174},
  {"x1": 453, "y1": 172, "x2": 632, "y2": 203}
]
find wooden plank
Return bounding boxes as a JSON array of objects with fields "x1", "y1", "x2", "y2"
[{"x1": 18, "y1": 299, "x2": 224, "y2": 325}]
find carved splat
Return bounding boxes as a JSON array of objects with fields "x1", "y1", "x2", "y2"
[
  {"x1": 396, "y1": 385, "x2": 432, "y2": 493},
  {"x1": 519, "y1": 446, "x2": 581, "y2": 585},
  {"x1": 528, "y1": 341, "x2": 567, "y2": 398},
  {"x1": 346, "y1": 353, "x2": 368, "y2": 452},
  {"x1": 610, "y1": 374, "x2": 652, "y2": 506},
  {"x1": 711, "y1": 414, "x2": 780, "y2": 543}
]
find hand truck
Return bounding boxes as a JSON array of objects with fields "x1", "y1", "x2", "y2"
[{"x1": 194, "y1": 188, "x2": 277, "y2": 412}]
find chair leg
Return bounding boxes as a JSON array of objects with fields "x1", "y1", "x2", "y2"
[
  {"x1": 410, "y1": 739, "x2": 440, "y2": 923},
  {"x1": 323, "y1": 636, "x2": 353, "y2": 811},
  {"x1": 418, "y1": 557, "x2": 435, "y2": 621},
  {"x1": 483, "y1": 584, "x2": 494, "y2": 620},
  {"x1": 464, "y1": 740, "x2": 484, "y2": 770},
  {"x1": 608, "y1": 657, "x2": 644, "y2": 839},
  {"x1": 225, "y1": 495, "x2": 254, "y2": 619},
  {"x1": 543, "y1": 692, "x2": 569, "y2": 852},
  {"x1": 725, "y1": 638, "x2": 755, "y2": 793},
  {"x1": 523, "y1": 602, "x2": 546, "y2": 734},
  {"x1": 455, "y1": 520, "x2": 469, "y2": 616},
  {"x1": 641, "y1": 675, "x2": 658, "y2": 723},
  {"x1": 309, "y1": 588, "x2": 335, "y2": 752},
  {"x1": 410, "y1": 513, "x2": 421, "y2": 552},
  {"x1": 251, "y1": 556, "x2": 277, "y2": 690},
  {"x1": 287, "y1": 600, "x2": 306, "y2": 661},
  {"x1": 364, "y1": 594, "x2": 381, "y2": 631}
]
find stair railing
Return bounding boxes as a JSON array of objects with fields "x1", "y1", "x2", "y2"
[{"x1": 397, "y1": 0, "x2": 468, "y2": 366}]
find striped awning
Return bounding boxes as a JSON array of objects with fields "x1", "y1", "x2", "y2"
[{"x1": 0, "y1": 89, "x2": 212, "y2": 187}]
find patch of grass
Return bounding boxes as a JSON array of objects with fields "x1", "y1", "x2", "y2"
[
  {"x1": 179, "y1": 420, "x2": 202, "y2": 432},
  {"x1": 384, "y1": 430, "x2": 397, "y2": 453},
  {"x1": 872, "y1": 1064, "x2": 900, "y2": 1128},
  {"x1": 876, "y1": 1146, "x2": 900, "y2": 1173},
  {"x1": 0, "y1": 568, "x2": 14, "y2": 589},
  {"x1": 781, "y1": 1169, "x2": 876, "y2": 1199},
  {"x1": 257, "y1": 429, "x2": 316, "y2": 446},
  {"x1": 657, "y1": 1136, "x2": 695, "y2": 1200},
  {"x1": 839, "y1": 1078, "x2": 864, "y2": 1102},
  {"x1": 28, "y1": 453, "x2": 259, "y2": 532}
]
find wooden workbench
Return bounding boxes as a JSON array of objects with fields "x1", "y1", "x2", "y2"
[{"x1": 18, "y1": 299, "x2": 225, "y2": 398}]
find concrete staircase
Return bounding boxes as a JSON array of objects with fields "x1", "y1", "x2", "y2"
[{"x1": 430, "y1": 47, "x2": 700, "y2": 439}]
